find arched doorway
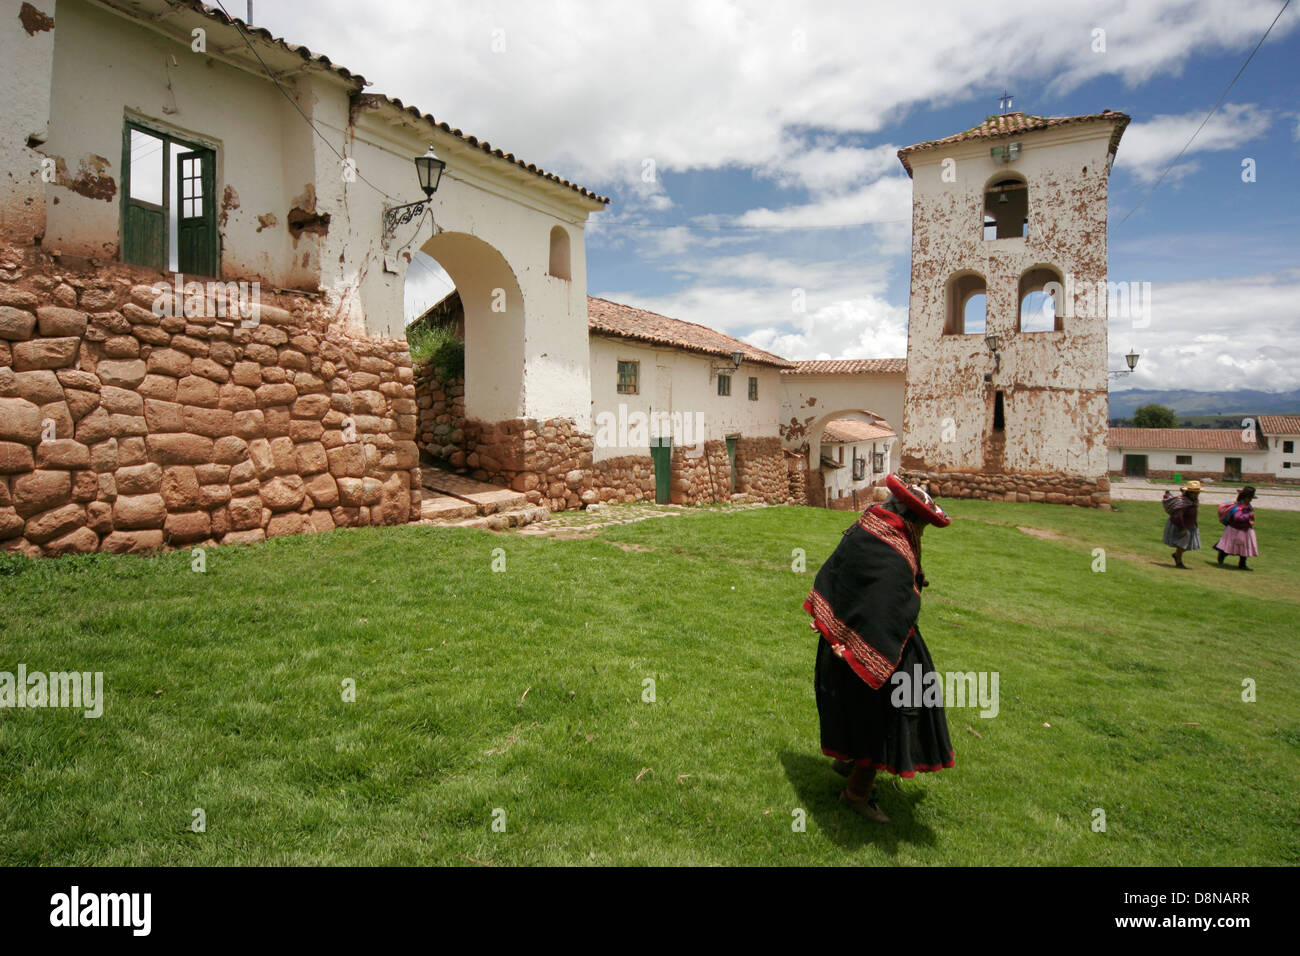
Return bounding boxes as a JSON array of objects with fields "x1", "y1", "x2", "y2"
[{"x1": 805, "y1": 408, "x2": 894, "y2": 507}]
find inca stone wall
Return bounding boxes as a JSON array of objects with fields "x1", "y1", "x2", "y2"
[
  {"x1": 0, "y1": 247, "x2": 419, "y2": 557},
  {"x1": 591, "y1": 454, "x2": 658, "y2": 503},
  {"x1": 906, "y1": 470, "x2": 1110, "y2": 507},
  {"x1": 414, "y1": 366, "x2": 465, "y2": 463},
  {"x1": 732, "y1": 436, "x2": 787, "y2": 503}
]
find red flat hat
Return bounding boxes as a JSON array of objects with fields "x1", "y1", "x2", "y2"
[{"x1": 885, "y1": 473, "x2": 951, "y2": 527}]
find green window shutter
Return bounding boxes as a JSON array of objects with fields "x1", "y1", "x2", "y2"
[{"x1": 121, "y1": 124, "x2": 167, "y2": 271}]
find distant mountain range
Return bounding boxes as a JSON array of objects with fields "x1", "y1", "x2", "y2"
[{"x1": 1108, "y1": 389, "x2": 1300, "y2": 418}]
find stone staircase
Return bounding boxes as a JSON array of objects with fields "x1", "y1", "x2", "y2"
[{"x1": 418, "y1": 465, "x2": 550, "y2": 530}]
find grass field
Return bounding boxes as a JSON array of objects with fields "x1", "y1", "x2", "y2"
[{"x1": 2, "y1": 499, "x2": 1297, "y2": 866}]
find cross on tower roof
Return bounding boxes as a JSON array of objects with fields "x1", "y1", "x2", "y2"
[{"x1": 999, "y1": 90, "x2": 1014, "y2": 114}]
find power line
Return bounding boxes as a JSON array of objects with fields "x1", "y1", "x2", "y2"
[
  {"x1": 1117, "y1": 0, "x2": 1291, "y2": 225},
  {"x1": 210, "y1": 0, "x2": 398, "y2": 203}
]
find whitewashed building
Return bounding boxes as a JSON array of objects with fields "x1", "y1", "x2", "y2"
[{"x1": 819, "y1": 417, "x2": 897, "y2": 510}]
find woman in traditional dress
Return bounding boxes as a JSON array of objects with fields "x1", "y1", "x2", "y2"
[
  {"x1": 1163, "y1": 479, "x2": 1201, "y2": 570},
  {"x1": 803, "y1": 473, "x2": 955, "y2": 823},
  {"x1": 1214, "y1": 486, "x2": 1258, "y2": 571}
]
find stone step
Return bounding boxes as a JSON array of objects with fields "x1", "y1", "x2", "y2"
[
  {"x1": 420, "y1": 494, "x2": 479, "y2": 521},
  {"x1": 421, "y1": 466, "x2": 527, "y2": 516}
]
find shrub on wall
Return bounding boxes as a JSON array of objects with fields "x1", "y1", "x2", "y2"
[{"x1": 407, "y1": 323, "x2": 464, "y2": 380}]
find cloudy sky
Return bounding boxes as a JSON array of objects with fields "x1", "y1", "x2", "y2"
[{"x1": 253, "y1": 0, "x2": 1300, "y2": 394}]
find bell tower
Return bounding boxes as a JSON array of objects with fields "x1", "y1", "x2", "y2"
[{"x1": 897, "y1": 107, "x2": 1130, "y2": 506}]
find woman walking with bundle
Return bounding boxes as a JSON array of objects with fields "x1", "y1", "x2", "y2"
[
  {"x1": 1163, "y1": 480, "x2": 1202, "y2": 570},
  {"x1": 1214, "y1": 486, "x2": 1259, "y2": 571}
]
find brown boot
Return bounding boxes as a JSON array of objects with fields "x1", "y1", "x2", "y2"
[{"x1": 840, "y1": 788, "x2": 891, "y2": 823}]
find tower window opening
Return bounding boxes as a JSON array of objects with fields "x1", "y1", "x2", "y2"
[
  {"x1": 993, "y1": 391, "x2": 1005, "y2": 432},
  {"x1": 983, "y1": 177, "x2": 1028, "y2": 240}
]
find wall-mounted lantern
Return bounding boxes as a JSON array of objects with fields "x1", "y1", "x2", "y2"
[
  {"x1": 985, "y1": 332, "x2": 1002, "y2": 373},
  {"x1": 382, "y1": 144, "x2": 446, "y2": 244}
]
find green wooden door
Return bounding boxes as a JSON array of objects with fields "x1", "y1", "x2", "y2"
[
  {"x1": 726, "y1": 436, "x2": 738, "y2": 492},
  {"x1": 651, "y1": 437, "x2": 672, "y2": 504},
  {"x1": 176, "y1": 149, "x2": 217, "y2": 276}
]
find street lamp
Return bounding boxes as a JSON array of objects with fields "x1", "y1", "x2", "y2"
[
  {"x1": 382, "y1": 144, "x2": 446, "y2": 243},
  {"x1": 1108, "y1": 349, "x2": 1140, "y2": 378},
  {"x1": 731, "y1": 350, "x2": 744, "y2": 368}
]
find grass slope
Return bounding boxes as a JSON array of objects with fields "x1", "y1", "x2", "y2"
[{"x1": 1, "y1": 499, "x2": 1297, "y2": 865}]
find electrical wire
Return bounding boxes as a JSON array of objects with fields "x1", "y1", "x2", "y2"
[
  {"x1": 210, "y1": 0, "x2": 399, "y2": 203},
  {"x1": 1116, "y1": 0, "x2": 1291, "y2": 225}
]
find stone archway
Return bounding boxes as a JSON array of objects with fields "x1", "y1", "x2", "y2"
[
  {"x1": 805, "y1": 408, "x2": 889, "y2": 507},
  {"x1": 416, "y1": 231, "x2": 527, "y2": 424}
]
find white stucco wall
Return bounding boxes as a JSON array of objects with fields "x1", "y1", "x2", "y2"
[
  {"x1": 1106, "y1": 447, "x2": 1270, "y2": 476},
  {"x1": 589, "y1": 336, "x2": 783, "y2": 460},
  {"x1": 0, "y1": 0, "x2": 57, "y2": 241},
  {"x1": 1263, "y1": 434, "x2": 1300, "y2": 477},
  {"x1": 822, "y1": 437, "x2": 894, "y2": 498}
]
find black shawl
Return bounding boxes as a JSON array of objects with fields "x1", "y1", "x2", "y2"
[{"x1": 803, "y1": 506, "x2": 923, "y2": 689}]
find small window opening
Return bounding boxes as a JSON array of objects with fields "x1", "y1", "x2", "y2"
[
  {"x1": 944, "y1": 272, "x2": 987, "y2": 335},
  {"x1": 748, "y1": 376, "x2": 758, "y2": 400},
  {"x1": 1019, "y1": 266, "x2": 1064, "y2": 332},
  {"x1": 993, "y1": 391, "x2": 1005, "y2": 432},
  {"x1": 617, "y1": 360, "x2": 639, "y2": 395},
  {"x1": 983, "y1": 177, "x2": 1028, "y2": 240},
  {"x1": 122, "y1": 121, "x2": 217, "y2": 276},
  {"x1": 717, "y1": 373, "x2": 731, "y2": 397},
  {"x1": 548, "y1": 225, "x2": 571, "y2": 280}
]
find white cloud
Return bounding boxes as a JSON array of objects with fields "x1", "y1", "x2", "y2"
[
  {"x1": 258, "y1": 1, "x2": 1296, "y2": 189},
  {"x1": 1110, "y1": 269, "x2": 1300, "y2": 392},
  {"x1": 730, "y1": 176, "x2": 912, "y2": 229},
  {"x1": 1115, "y1": 103, "x2": 1272, "y2": 182}
]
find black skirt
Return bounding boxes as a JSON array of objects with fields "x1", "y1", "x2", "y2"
[{"x1": 814, "y1": 631, "x2": 955, "y2": 777}]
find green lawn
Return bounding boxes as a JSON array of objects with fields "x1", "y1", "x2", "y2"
[{"x1": 2, "y1": 499, "x2": 1297, "y2": 865}]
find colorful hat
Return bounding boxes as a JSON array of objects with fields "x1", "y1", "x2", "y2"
[{"x1": 885, "y1": 473, "x2": 952, "y2": 527}]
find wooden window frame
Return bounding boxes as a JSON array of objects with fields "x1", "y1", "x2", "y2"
[
  {"x1": 717, "y1": 373, "x2": 731, "y2": 397},
  {"x1": 616, "y1": 359, "x2": 639, "y2": 395},
  {"x1": 748, "y1": 376, "x2": 758, "y2": 400}
]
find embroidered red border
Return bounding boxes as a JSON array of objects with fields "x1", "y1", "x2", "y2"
[{"x1": 822, "y1": 747, "x2": 956, "y2": 779}]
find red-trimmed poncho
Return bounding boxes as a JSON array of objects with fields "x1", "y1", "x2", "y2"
[{"x1": 804, "y1": 506, "x2": 923, "y2": 690}]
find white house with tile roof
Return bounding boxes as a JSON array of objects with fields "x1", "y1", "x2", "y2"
[
  {"x1": 1107, "y1": 428, "x2": 1270, "y2": 482},
  {"x1": 818, "y1": 417, "x2": 897, "y2": 508},
  {"x1": 1259, "y1": 416, "x2": 1300, "y2": 480}
]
